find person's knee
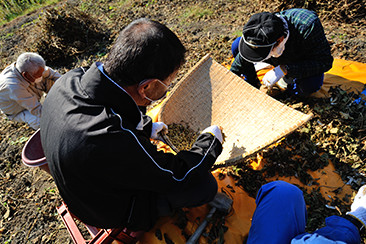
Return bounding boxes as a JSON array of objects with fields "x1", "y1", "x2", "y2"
[
  {"x1": 273, "y1": 180, "x2": 302, "y2": 198},
  {"x1": 196, "y1": 173, "x2": 218, "y2": 204},
  {"x1": 206, "y1": 174, "x2": 218, "y2": 202},
  {"x1": 291, "y1": 73, "x2": 324, "y2": 96},
  {"x1": 231, "y1": 37, "x2": 242, "y2": 57},
  {"x1": 249, "y1": 181, "x2": 307, "y2": 244},
  {"x1": 257, "y1": 180, "x2": 303, "y2": 203}
]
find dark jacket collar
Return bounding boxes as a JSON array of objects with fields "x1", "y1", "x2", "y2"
[{"x1": 80, "y1": 62, "x2": 143, "y2": 130}]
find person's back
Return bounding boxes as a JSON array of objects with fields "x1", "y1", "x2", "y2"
[
  {"x1": 274, "y1": 8, "x2": 333, "y2": 75},
  {"x1": 41, "y1": 64, "x2": 159, "y2": 229}
]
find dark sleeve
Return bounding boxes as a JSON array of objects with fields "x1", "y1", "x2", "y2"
[
  {"x1": 151, "y1": 132, "x2": 222, "y2": 178},
  {"x1": 138, "y1": 106, "x2": 147, "y2": 114},
  {"x1": 130, "y1": 132, "x2": 222, "y2": 194},
  {"x1": 291, "y1": 216, "x2": 360, "y2": 244},
  {"x1": 230, "y1": 54, "x2": 261, "y2": 88},
  {"x1": 286, "y1": 18, "x2": 333, "y2": 79}
]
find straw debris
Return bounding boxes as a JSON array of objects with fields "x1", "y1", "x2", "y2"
[
  {"x1": 31, "y1": 4, "x2": 110, "y2": 67},
  {"x1": 167, "y1": 123, "x2": 200, "y2": 151}
]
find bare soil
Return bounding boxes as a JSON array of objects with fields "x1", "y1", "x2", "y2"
[{"x1": 0, "y1": 0, "x2": 365, "y2": 243}]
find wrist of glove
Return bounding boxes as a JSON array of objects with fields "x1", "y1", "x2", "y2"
[
  {"x1": 347, "y1": 185, "x2": 366, "y2": 228},
  {"x1": 202, "y1": 125, "x2": 223, "y2": 144},
  {"x1": 151, "y1": 122, "x2": 168, "y2": 140},
  {"x1": 347, "y1": 207, "x2": 366, "y2": 230},
  {"x1": 262, "y1": 66, "x2": 285, "y2": 88}
]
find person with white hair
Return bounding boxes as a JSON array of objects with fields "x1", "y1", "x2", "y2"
[{"x1": 0, "y1": 52, "x2": 61, "y2": 129}]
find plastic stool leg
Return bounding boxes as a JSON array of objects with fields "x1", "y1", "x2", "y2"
[
  {"x1": 57, "y1": 203, "x2": 87, "y2": 244},
  {"x1": 57, "y1": 202, "x2": 137, "y2": 244},
  {"x1": 89, "y1": 228, "x2": 136, "y2": 244}
]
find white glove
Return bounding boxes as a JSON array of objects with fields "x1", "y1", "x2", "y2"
[
  {"x1": 347, "y1": 185, "x2": 366, "y2": 226},
  {"x1": 262, "y1": 66, "x2": 285, "y2": 88},
  {"x1": 202, "y1": 125, "x2": 223, "y2": 144},
  {"x1": 150, "y1": 122, "x2": 168, "y2": 140}
]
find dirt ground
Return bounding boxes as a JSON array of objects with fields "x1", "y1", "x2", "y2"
[{"x1": 0, "y1": 0, "x2": 365, "y2": 243}]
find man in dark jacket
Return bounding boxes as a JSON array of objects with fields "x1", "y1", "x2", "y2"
[
  {"x1": 40, "y1": 18, "x2": 223, "y2": 231},
  {"x1": 230, "y1": 8, "x2": 333, "y2": 96}
]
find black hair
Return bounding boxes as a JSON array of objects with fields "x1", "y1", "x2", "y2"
[{"x1": 104, "y1": 18, "x2": 186, "y2": 86}]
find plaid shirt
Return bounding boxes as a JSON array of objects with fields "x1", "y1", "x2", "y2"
[{"x1": 231, "y1": 8, "x2": 333, "y2": 86}]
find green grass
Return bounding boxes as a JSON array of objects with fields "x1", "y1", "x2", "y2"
[
  {"x1": 232, "y1": 29, "x2": 242, "y2": 38},
  {"x1": 181, "y1": 5, "x2": 213, "y2": 20},
  {"x1": 0, "y1": 0, "x2": 62, "y2": 26},
  {"x1": 8, "y1": 136, "x2": 29, "y2": 145}
]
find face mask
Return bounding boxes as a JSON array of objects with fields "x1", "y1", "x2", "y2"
[
  {"x1": 34, "y1": 76, "x2": 43, "y2": 83},
  {"x1": 27, "y1": 72, "x2": 43, "y2": 83},
  {"x1": 145, "y1": 90, "x2": 168, "y2": 103},
  {"x1": 140, "y1": 79, "x2": 170, "y2": 104},
  {"x1": 270, "y1": 32, "x2": 289, "y2": 58},
  {"x1": 271, "y1": 42, "x2": 285, "y2": 58}
]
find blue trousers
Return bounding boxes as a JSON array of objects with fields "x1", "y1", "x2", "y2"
[
  {"x1": 353, "y1": 88, "x2": 366, "y2": 105},
  {"x1": 247, "y1": 181, "x2": 307, "y2": 244},
  {"x1": 287, "y1": 75, "x2": 324, "y2": 96},
  {"x1": 231, "y1": 36, "x2": 241, "y2": 57}
]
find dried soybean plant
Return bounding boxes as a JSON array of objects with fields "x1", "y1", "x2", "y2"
[{"x1": 167, "y1": 123, "x2": 200, "y2": 151}]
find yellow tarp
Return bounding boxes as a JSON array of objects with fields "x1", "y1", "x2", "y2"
[
  {"x1": 137, "y1": 165, "x2": 353, "y2": 244},
  {"x1": 313, "y1": 58, "x2": 366, "y2": 97},
  {"x1": 139, "y1": 58, "x2": 366, "y2": 244}
]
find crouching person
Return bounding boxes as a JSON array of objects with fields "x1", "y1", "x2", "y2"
[{"x1": 0, "y1": 52, "x2": 61, "y2": 129}]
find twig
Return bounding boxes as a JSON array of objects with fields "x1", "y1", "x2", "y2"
[
  {"x1": 7, "y1": 195, "x2": 30, "y2": 203},
  {"x1": 25, "y1": 217, "x2": 38, "y2": 241}
]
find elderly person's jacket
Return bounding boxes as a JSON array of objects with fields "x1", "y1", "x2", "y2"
[{"x1": 0, "y1": 63, "x2": 60, "y2": 117}]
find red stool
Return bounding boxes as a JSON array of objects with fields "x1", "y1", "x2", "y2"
[
  {"x1": 57, "y1": 202, "x2": 136, "y2": 244},
  {"x1": 21, "y1": 129, "x2": 138, "y2": 244}
]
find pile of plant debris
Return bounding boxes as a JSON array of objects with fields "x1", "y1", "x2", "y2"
[
  {"x1": 274, "y1": 0, "x2": 365, "y2": 23},
  {"x1": 167, "y1": 123, "x2": 200, "y2": 151},
  {"x1": 30, "y1": 4, "x2": 110, "y2": 68},
  {"x1": 0, "y1": 119, "x2": 33, "y2": 168}
]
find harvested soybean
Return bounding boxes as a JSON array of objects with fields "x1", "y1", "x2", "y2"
[{"x1": 167, "y1": 123, "x2": 200, "y2": 151}]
